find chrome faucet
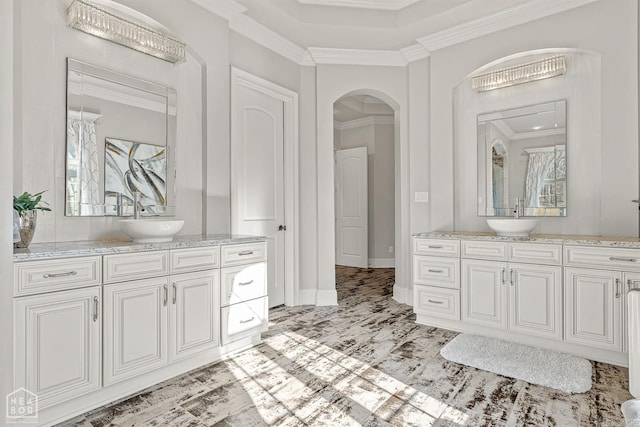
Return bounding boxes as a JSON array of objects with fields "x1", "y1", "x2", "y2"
[
  {"x1": 514, "y1": 198, "x2": 521, "y2": 219},
  {"x1": 116, "y1": 193, "x2": 123, "y2": 216},
  {"x1": 133, "y1": 191, "x2": 144, "y2": 219}
]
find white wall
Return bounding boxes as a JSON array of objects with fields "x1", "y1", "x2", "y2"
[
  {"x1": 337, "y1": 121, "x2": 395, "y2": 263},
  {"x1": 299, "y1": 66, "x2": 319, "y2": 300},
  {"x1": 1, "y1": 1, "x2": 14, "y2": 422},
  {"x1": 14, "y1": 0, "x2": 212, "y2": 242},
  {"x1": 372, "y1": 123, "x2": 395, "y2": 261},
  {"x1": 431, "y1": 1, "x2": 638, "y2": 237}
]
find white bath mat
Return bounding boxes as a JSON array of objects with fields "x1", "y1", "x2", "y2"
[{"x1": 440, "y1": 334, "x2": 592, "y2": 394}]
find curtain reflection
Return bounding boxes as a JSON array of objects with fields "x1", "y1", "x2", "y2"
[
  {"x1": 67, "y1": 115, "x2": 101, "y2": 216},
  {"x1": 524, "y1": 146, "x2": 566, "y2": 209}
]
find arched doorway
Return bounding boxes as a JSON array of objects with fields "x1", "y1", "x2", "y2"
[{"x1": 332, "y1": 90, "x2": 398, "y2": 302}]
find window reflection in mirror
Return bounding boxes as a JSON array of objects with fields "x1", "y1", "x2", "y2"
[
  {"x1": 65, "y1": 58, "x2": 176, "y2": 217},
  {"x1": 477, "y1": 100, "x2": 566, "y2": 217}
]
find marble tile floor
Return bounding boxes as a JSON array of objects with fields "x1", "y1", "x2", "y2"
[{"x1": 59, "y1": 266, "x2": 632, "y2": 427}]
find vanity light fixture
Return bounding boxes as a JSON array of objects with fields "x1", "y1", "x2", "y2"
[
  {"x1": 472, "y1": 55, "x2": 566, "y2": 92},
  {"x1": 66, "y1": 0, "x2": 186, "y2": 63}
]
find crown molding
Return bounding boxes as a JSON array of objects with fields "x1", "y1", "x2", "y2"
[
  {"x1": 189, "y1": 0, "x2": 246, "y2": 21},
  {"x1": 400, "y1": 44, "x2": 431, "y2": 63},
  {"x1": 308, "y1": 47, "x2": 407, "y2": 66},
  {"x1": 417, "y1": 0, "x2": 598, "y2": 52},
  {"x1": 297, "y1": 0, "x2": 420, "y2": 11},
  {"x1": 188, "y1": 0, "x2": 597, "y2": 67},
  {"x1": 335, "y1": 115, "x2": 394, "y2": 130},
  {"x1": 300, "y1": 51, "x2": 316, "y2": 66},
  {"x1": 229, "y1": 14, "x2": 309, "y2": 65}
]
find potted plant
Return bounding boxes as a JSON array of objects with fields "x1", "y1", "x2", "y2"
[{"x1": 13, "y1": 191, "x2": 51, "y2": 248}]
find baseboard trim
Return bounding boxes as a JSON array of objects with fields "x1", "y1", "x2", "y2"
[
  {"x1": 316, "y1": 289, "x2": 338, "y2": 306},
  {"x1": 298, "y1": 289, "x2": 317, "y2": 305},
  {"x1": 393, "y1": 283, "x2": 410, "y2": 305},
  {"x1": 368, "y1": 258, "x2": 395, "y2": 268}
]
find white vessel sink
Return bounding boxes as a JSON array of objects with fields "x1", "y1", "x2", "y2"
[
  {"x1": 120, "y1": 219, "x2": 185, "y2": 243},
  {"x1": 487, "y1": 218, "x2": 540, "y2": 237}
]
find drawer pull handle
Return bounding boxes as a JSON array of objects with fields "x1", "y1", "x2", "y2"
[
  {"x1": 43, "y1": 271, "x2": 78, "y2": 279},
  {"x1": 238, "y1": 280, "x2": 254, "y2": 286},
  {"x1": 427, "y1": 299, "x2": 444, "y2": 304},
  {"x1": 93, "y1": 296, "x2": 99, "y2": 322},
  {"x1": 427, "y1": 245, "x2": 443, "y2": 249},
  {"x1": 172, "y1": 283, "x2": 177, "y2": 305},
  {"x1": 239, "y1": 317, "x2": 255, "y2": 324},
  {"x1": 427, "y1": 269, "x2": 443, "y2": 273},
  {"x1": 609, "y1": 257, "x2": 637, "y2": 262},
  {"x1": 239, "y1": 251, "x2": 254, "y2": 256}
]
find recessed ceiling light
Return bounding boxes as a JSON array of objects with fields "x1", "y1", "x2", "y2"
[{"x1": 532, "y1": 126, "x2": 542, "y2": 130}]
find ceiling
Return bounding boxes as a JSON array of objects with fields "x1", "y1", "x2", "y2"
[
  {"x1": 334, "y1": 95, "x2": 393, "y2": 122},
  {"x1": 235, "y1": 0, "x2": 533, "y2": 50}
]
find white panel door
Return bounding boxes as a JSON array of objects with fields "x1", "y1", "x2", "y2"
[
  {"x1": 508, "y1": 263, "x2": 562, "y2": 339},
  {"x1": 461, "y1": 259, "x2": 507, "y2": 329},
  {"x1": 169, "y1": 271, "x2": 219, "y2": 361},
  {"x1": 14, "y1": 287, "x2": 101, "y2": 409},
  {"x1": 564, "y1": 268, "x2": 622, "y2": 351},
  {"x1": 335, "y1": 147, "x2": 368, "y2": 268},
  {"x1": 232, "y1": 82, "x2": 285, "y2": 308},
  {"x1": 103, "y1": 278, "x2": 169, "y2": 385}
]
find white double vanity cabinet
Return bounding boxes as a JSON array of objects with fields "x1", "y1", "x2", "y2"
[
  {"x1": 413, "y1": 232, "x2": 640, "y2": 367},
  {"x1": 12, "y1": 235, "x2": 268, "y2": 426}
]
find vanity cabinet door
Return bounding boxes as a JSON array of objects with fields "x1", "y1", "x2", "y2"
[
  {"x1": 508, "y1": 263, "x2": 562, "y2": 340},
  {"x1": 564, "y1": 268, "x2": 622, "y2": 351},
  {"x1": 103, "y1": 278, "x2": 169, "y2": 385},
  {"x1": 14, "y1": 287, "x2": 101, "y2": 409},
  {"x1": 461, "y1": 259, "x2": 508, "y2": 329},
  {"x1": 169, "y1": 270, "x2": 220, "y2": 361},
  {"x1": 623, "y1": 272, "x2": 640, "y2": 352}
]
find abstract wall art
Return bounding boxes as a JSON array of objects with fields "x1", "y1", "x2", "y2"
[{"x1": 105, "y1": 137, "x2": 166, "y2": 215}]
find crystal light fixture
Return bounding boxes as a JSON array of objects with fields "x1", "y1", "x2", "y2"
[
  {"x1": 472, "y1": 55, "x2": 566, "y2": 92},
  {"x1": 66, "y1": 0, "x2": 186, "y2": 63}
]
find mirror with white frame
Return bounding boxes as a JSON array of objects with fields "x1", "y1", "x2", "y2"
[
  {"x1": 477, "y1": 100, "x2": 567, "y2": 217},
  {"x1": 65, "y1": 58, "x2": 176, "y2": 216}
]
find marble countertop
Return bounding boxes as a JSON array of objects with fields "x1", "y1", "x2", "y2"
[
  {"x1": 414, "y1": 231, "x2": 640, "y2": 248},
  {"x1": 13, "y1": 234, "x2": 267, "y2": 261}
]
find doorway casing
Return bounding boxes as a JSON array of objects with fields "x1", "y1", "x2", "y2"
[{"x1": 318, "y1": 82, "x2": 411, "y2": 306}]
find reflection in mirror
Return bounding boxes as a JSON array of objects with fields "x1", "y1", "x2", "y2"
[
  {"x1": 477, "y1": 100, "x2": 566, "y2": 217},
  {"x1": 65, "y1": 58, "x2": 176, "y2": 216}
]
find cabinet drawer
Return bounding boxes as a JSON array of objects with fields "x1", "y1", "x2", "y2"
[
  {"x1": 14, "y1": 256, "x2": 102, "y2": 296},
  {"x1": 508, "y1": 243, "x2": 562, "y2": 265},
  {"x1": 462, "y1": 240, "x2": 507, "y2": 261},
  {"x1": 170, "y1": 246, "x2": 219, "y2": 274},
  {"x1": 413, "y1": 256, "x2": 459, "y2": 288},
  {"x1": 104, "y1": 251, "x2": 169, "y2": 283},
  {"x1": 221, "y1": 296, "x2": 268, "y2": 345},
  {"x1": 414, "y1": 285, "x2": 460, "y2": 321},
  {"x1": 221, "y1": 242, "x2": 267, "y2": 267},
  {"x1": 221, "y1": 262, "x2": 267, "y2": 307},
  {"x1": 565, "y1": 246, "x2": 640, "y2": 271},
  {"x1": 413, "y1": 238, "x2": 459, "y2": 257}
]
